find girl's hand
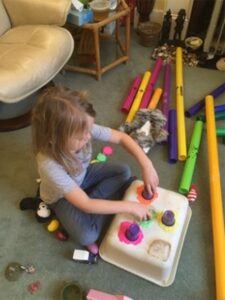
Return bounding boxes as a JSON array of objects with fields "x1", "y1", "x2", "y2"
[
  {"x1": 109, "y1": 130, "x2": 159, "y2": 196},
  {"x1": 126, "y1": 202, "x2": 150, "y2": 221},
  {"x1": 142, "y1": 160, "x2": 159, "y2": 196}
]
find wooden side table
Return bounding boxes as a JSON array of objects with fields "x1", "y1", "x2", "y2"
[{"x1": 65, "y1": 0, "x2": 130, "y2": 80}]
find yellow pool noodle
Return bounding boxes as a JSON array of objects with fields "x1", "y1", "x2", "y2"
[
  {"x1": 205, "y1": 95, "x2": 225, "y2": 300},
  {"x1": 126, "y1": 71, "x2": 151, "y2": 122},
  {"x1": 148, "y1": 88, "x2": 163, "y2": 109},
  {"x1": 176, "y1": 47, "x2": 187, "y2": 161}
]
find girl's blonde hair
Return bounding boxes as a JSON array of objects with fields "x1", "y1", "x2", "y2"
[{"x1": 32, "y1": 86, "x2": 96, "y2": 175}]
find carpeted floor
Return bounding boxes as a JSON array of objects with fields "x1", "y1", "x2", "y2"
[{"x1": 0, "y1": 29, "x2": 224, "y2": 300}]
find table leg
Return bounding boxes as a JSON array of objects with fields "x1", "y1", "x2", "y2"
[
  {"x1": 93, "y1": 27, "x2": 101, "y2": 80},
  {"x1": 125, "y1": 12, "x2": 131, "y2": 56}
]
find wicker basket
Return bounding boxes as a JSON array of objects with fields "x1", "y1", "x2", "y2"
[{"x1": 138, "y1": 21, "x2": 161, "y2": 47}]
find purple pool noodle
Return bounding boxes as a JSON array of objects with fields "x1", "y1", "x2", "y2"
[
  {"x1": 162, "y1": 63, "x2": 171, "y2": 132},
  {"x1": 215, "y1": 104, "x2": 225, "y2": 114},
  {"x1": 185, "y1": 82, "x2": 225, "y2": 118},
  {"x1": 121, "y1": 75, "x2": 142, "y2": 113},
  {"x1": 168, "y1": 109, "x2": 178, "y2": 164},
  {"x1": 140, "y1": 58, "x2": 163, "y2": 108},
  {"x1": 197, "y1": 105, "x2": 225, "y2": 122}
]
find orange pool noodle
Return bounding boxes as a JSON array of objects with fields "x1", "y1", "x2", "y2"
[
  {"x1": 205, "y1": 95, "x2": 225, "y2": 300},
  {"x1": 148, "y1": 88, "x2": 163, "y2": 110}
]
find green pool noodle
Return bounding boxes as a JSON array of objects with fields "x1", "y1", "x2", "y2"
[
  {"x1": 198, "y1": 111, "x2": 225, "y2": 122},
  {"x1": 215, "y1": 111, "x2": 225, "y2": 120},
  {"x1": 179, "y1": 120, "x2": 204, "y2": 194},
  {"x1": 216, "y1": 128, "x2": 225, "y2": 137}
]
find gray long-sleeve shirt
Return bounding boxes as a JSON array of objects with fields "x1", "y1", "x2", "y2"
[{"x1": 37, "y1": 124, "x2": 111, "y2": 204}]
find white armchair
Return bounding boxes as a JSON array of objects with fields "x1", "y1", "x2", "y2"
[{"x1": 0, "y1": 0, "x2": 74, "y2": 131}]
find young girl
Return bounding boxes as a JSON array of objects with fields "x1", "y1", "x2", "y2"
[{"x1": 32, "y1": 86, "x2": 159, "y2": 254}]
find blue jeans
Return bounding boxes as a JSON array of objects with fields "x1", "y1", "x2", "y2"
[{"x1": 50, "y1": 162, "x2": 132, "y2": 246}]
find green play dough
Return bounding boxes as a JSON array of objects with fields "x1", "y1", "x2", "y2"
[{"x1": 96, "y1": 153, "x2": 107, "y2": 162}]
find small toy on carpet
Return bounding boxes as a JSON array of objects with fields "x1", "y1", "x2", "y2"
[
  {"x1": 72, "y1": 249, "x2": 98, "y2": 264},
  {"x1": 187, "y1": 184, "x2": 198, "y2": 203},
  {"x1": 86, "y1": 289, "x2": 133, "y2": 300},
  {"x1": 5, "y1": 262, "x2": 24, "y2": 281},
  {"x1": 27, "y1": 281, "x2": 41, "y2": 294},
  {"x1": 20, "y1": 196, "x2": 54, "y2": 223},
  {"x1": 20, "y1": 194, "x2": 69, "y2": 241},
  {"x1": 5, "y1": 262, "x2": 36, "y2": 281},
  {"x1": 60, "y1": 281, "x2": 85, "y2": 300},
  {"x1": 91, "y1": 145, "x2": 113, "y2": 163}
]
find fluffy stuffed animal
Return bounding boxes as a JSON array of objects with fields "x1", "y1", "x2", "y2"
[{"x1": 119, "y1": 108, "x2": 168, "y2": 153}]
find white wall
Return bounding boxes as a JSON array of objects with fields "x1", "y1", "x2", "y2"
[
  {"x1": 152, "y1": 0, "x2": 194, "y2": 22},
  {"x1": 151, "y1": 0, "x2": 194, "y2": 39},
  {"x1": 164, "y1": 0, "x2": 193, "y2": 15}
]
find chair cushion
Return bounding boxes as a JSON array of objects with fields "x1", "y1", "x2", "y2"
[{"x1": 0, "y1": 25, "x2": 74, "y2": 103}]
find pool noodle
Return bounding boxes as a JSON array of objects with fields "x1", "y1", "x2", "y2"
[
  {"x1": 121, "y1": 75, "x2": 142, "y2": 113},
  {"x1": 148, "y1": 88, "x2": 163, "y2": 109},
  {"x1": 139, "y1": 58, "x2": 163, "y2": 108},
  {"x1": 162, "y1": 63, "x2": 172, "y2": 131},
  {"x1": 214, "y1": 104, "x2": 225, "y2": 113},
  {"x1": 215, "y1": 112, "x2": 225, "y2": 121},
  {"x1": 178, "y1": 120, "x2": 203, "y2": 194},
  {"x1": 126, "y1": 71, "x2": 151, "y2": 123},
  {"x1": 176, "y1": 47, "x2": 187, "y2": 161},
  {"x1": 185, "y1": 82, "x2": 225, "y2": 118},
  {"x1": 216, "y1": 128, "x2": 225, "y2": 136},
  {"x1": 198, "y1": 111, "x2": 225, "y2": 122},
  {"x1": 168, "y1": 109, "x2": 178, "y2": 164},
  {"x1": 205, "y1": 95, "x2": 225, "y2": 300}
]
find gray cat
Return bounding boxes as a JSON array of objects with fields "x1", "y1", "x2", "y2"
[{"x1": 119, "y1": 109, "x2": 168, "y2": 153}]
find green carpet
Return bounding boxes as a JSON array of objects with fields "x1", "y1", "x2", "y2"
[{"x1": 0, "y1": 30, "x2": 224, "y2": 300}]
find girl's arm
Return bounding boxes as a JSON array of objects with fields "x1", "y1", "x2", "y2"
[
  {"x1": 64, "y1": 186, "x2": 150, "y2": 221},
  {"x1": 109, "y1": 129, "x2": 159, "y2": 195}
]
